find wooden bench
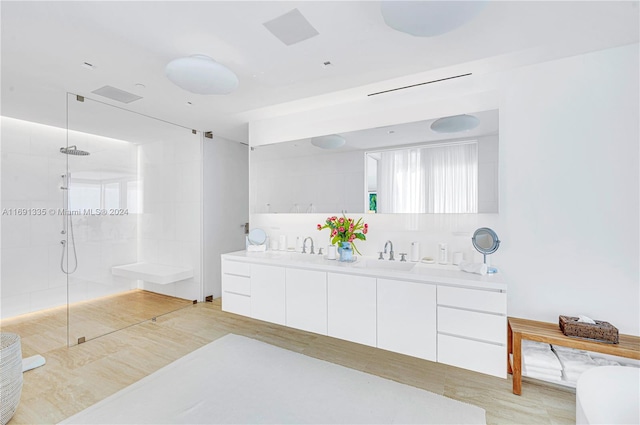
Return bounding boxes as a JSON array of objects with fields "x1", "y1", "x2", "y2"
[{"x1": 507, "y1": 317, "x2": 640, "y2": 395}]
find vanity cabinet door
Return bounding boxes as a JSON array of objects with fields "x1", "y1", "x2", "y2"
[
  {"x1": 327, "y1": 273, "x2": 377, "y2": 347},
  {"x1": 250, "y1": 264, "x2": 286, "y2": 325},
  {"x1": 377, "y1": 278, "x2": 436, "y2": 361},
  {"x1": 286, "y1": 268, "x2": 327, "y2": 335}
]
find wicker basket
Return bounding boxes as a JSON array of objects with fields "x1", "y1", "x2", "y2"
[
  {"x1": 0, "y1": 333, "x2": 23, "y2": 425},
  {"x1": 559, "y1": 315, "x2": 619, "y2": 344}
]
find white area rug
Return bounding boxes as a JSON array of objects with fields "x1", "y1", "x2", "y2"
[{"x1": 61, "y1": 334, "x2": 485, "y2": 424}]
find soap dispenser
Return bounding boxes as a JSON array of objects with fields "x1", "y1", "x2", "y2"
[
  {"x1": 438, "y1": 243, "x2": 448, "y2": 264},
  {"x1": 410, "y1": 242, "x2": 420, "y2": 262}
]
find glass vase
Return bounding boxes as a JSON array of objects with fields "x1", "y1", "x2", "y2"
[{"x1": 339, "y1": 241, "x2": 353, "y2": 262}]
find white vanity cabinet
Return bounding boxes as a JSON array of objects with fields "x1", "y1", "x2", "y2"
[
  {"x1": 221, "y1": 259, "x2": 251, "y2": 316},
  {"x1": 250, "y1": 264, "x2": 286, "y2": 325},
  {"x1": 221, "y1": 252, "x2": 507, "y2": 379},
  {"x1": 377, "y1": 278, "x2": 437, "y2": 361},
  {"x1": 286, "y1": 268, "x2": 327, "y2": 335},
  {"x1": 327, "y1": 273, "x2": 377, "y2": 347},
  {"x1": 436, "y1": 286, "x2": 507, "y2": 378}
]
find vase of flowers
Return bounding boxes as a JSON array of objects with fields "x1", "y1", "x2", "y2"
[
  {"x1": 338, "y1": 241, "x2": 353, "y2": 262},
  {"x1": 317, "y1": 215, "x2": 368, "y2": 261}
]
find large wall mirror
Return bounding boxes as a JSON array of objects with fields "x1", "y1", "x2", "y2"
[{"x1": 250, "y1": 109, "x2": 498, "y2": 214}]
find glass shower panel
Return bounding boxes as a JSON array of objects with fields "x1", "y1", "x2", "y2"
[{"x1": 66, "y1": 94, "x2": 201, "y2": 346}]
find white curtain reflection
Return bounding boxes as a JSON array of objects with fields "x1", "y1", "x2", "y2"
[{"x1": 378, "y1": 141, "x2": 478, "y2": 213}]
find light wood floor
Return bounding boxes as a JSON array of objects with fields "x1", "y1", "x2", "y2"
[{"x1": 2, "y1": 294, "x2": 576, "y2": 424}]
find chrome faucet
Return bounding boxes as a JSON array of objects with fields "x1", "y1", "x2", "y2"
[
  {"x1": 384, "y1": 240, "x2": 395, "y2": 261},
  {"x1": 302, "y1": 237, "x2": 315, "y2": 254}
]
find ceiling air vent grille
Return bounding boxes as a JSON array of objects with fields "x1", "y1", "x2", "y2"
[{"x1": 91, "y1": 85, "x2": 142, "y2": 104}]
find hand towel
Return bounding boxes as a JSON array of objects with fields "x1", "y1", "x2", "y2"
[
  {"x1": 553, "y1": 346, "x2": 597, "y2": 374},
  {"x1": 458, "y1": 261, "x2": 487, "y2": 275},
  {"x1": 592, "y1": 357, "x2": 620, "y2": 366},
  {"x1": 522, "y1": 343, "x2": 563, "y2": 371},
  {"x1": 523, "y1": 370, "x2": 564, "y2": 382},
  {"x1": 523, "y1": 364, "x2": 563, "y2": 377}
]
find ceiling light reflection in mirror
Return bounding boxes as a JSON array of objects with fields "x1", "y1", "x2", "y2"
[{"x1": 249, "y1": 109, "x2": 498, "y2": 215}]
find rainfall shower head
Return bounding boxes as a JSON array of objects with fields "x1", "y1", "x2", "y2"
[{"x1": 60, "y1": 146, "x2": 90, "y2": 156}]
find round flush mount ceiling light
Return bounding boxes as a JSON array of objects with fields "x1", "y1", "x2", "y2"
[
  {"x1": 165, "y1": 55, "x2": 239, "y2": 95},
  {"x1": 310, "y1": 134, "x2": 346, "y2": 149},
  {"x1": 430, "y1": 114, "x2": 480, "y2": 133},
  {"x1": 380, "y1": 1, "x2": 487, "y2": 37}
]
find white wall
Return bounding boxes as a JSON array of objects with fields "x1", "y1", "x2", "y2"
[{"x1": 249, "y1": 44, "x2": 640, "y2": 335}]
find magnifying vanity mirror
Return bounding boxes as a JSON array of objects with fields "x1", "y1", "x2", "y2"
[
  {"x1": 250, "y1": 109, "x2": 498, "y2": 214},
  {"x1": 472, "y1": 227, "x2": 500, "y2": 274},
  {"x1": 247, "y1": 228, "x2": 267, "y2": 245}
]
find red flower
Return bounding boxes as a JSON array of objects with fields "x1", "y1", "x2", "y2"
[
  {"x1": 363, "y1": 227, "x2": 368, "y2": 234},
  {"x1": 349, "y1": 235, "x2": 355, "y2": 242},
  {"x1": 338, "y1": 217, "x2": 345, "y2": 223},
  {"x1": 364, "y1": 223, "x2": 368, "y2": 228},
  {"x1": 338, "y1": 226, "x2": 345, "y2": 232},
  {"x1": 317, "y1": 224, "x2": 322, "y2": 230}
]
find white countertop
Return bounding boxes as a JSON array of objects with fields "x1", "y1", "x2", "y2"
[{"x1": 222, "y1": 250, "x2": 506, "y2": 292}]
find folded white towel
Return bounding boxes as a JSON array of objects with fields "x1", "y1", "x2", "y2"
[
  {"x1": 458, "y1": 261, "x2": 487, "y2": 275},
  {"x1": 565, "y1": 367, "x2": 598, "y2": 383},
  {"x1": 523, "y1": 340, "x2": 553, "y2": 351},
  {"x1": 553, "y1": 347, "x2": 597, "y2": 373},
  {"x1": 592, "y1": 357, "x2": 620, "y2": 366},
  {"x1": 523, "y1": 370, "x2": 564, "y2": 382},
  {"x1": 523, "y1": 364, "x2": 563, "y2": 377},
  {"x1": 247, "y1": 244, "x2": 266, "y2": 252},
  {"x1": 522, "y1": 344, "x2": 563, "y2": 370},
  {"x1": 552, "y1": 344, "x2": 587, "y2": 353}
]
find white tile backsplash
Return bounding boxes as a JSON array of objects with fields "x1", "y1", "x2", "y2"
[{"x1": 250, "y1": 212, "x2": 498, "y2": 262}]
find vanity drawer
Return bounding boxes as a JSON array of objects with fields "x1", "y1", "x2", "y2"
[
  {"x1": 222, "y1": 260, "x2": 251, "y2": 277},
  {"x1": 438, "y1": 286, "x2": 506, "y2": 314},
  {"x1": 222, "y1": 292, "x2": 251, "y2": 316},
  {"x1": 438, "y1": 333, "x2": 505, "y2": 378},
  {"x1": 222, "y1": 274, "x2": 251, "y2": 296},
  {"x1": 438, "y1": 306, "x2": 506, "y2": 344}
]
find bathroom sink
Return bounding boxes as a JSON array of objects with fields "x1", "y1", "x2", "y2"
[{"x1": 359, "y1": 260, "x2": 416, "y2": 272}]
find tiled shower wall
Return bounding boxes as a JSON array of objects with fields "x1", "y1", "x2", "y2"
[
  {"x1": 0, "y1": 117, "x2": 138, "y2": 318},
  {"x1": 137, "y1": 131, "x2": 202, "y2": 301}
]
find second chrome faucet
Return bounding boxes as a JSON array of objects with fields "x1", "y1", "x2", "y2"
[{"x1": 383, "y1": 240, "x2": 394, "y2": 261}]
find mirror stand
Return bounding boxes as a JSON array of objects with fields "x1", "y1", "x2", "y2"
[
  {"x1": 482, "y1": 253, "x2": 498, "y2": 274},
  {"x1": 472, "y1": 227, "x2": 500, "y2": 274}
]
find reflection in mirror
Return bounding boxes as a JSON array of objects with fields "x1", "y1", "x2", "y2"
[
  {"x1": 250, "y1": 109, "x2": 498, "y2": 214},
  {"x1": 367, "y1": 141, "x2": 481, "y2": 213}
]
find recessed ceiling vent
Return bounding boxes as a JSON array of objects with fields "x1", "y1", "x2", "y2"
[
  {"x1": 263, "y1": 8, "x2": 319, "y2": 46},
  {"x1": 91, "y1": 85, "x2": 142, "y2": 104},
  {"x1": 368, "y1": 73, "x2": 472, "y2": 97}
]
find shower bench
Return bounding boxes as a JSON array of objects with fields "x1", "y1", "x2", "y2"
[
  {"x1": 112, "y1": 262, "x2": 193, "y2": 285},
  {"x1": 507, "y1": 317, "x2": 640, "y2": 395}
]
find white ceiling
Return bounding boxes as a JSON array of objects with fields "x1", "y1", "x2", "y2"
[{"x1": 1, "y1": 1, "x2": 638, "y2": 143}]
